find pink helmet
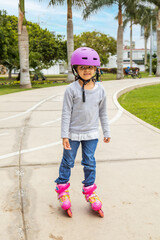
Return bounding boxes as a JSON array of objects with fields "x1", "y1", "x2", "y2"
[{"x1": 71, "y1": 47, "x2": 100, "y2": 67}]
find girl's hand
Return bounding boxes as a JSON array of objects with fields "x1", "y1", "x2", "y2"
[
  {"x1": 103, "y1": 137, "x2": 111, "y2": 143},
  {"x1": 63, "y1": 138, "x2": 72, "y2": 150}
]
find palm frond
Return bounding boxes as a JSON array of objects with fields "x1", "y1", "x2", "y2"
[
  {"x1": 140, "y1": 0, "x2": 160, "y2": 8},
  {"x1": 48, "y1": 0, "x2": 65, "y2": 7},
  {"x1": 72, "y1": 0, "x2": 87, "y2": 7},
  {"x1": 83, "y1": 0, "x2": 115, "y2": 20}
]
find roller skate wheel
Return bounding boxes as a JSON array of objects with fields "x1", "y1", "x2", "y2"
[
  {"x1": 98, "y1": 209, "x2": 104, "y2": 218},
  {"x1": 67, "y1": 208, "x2": 72, "y2": 217}
]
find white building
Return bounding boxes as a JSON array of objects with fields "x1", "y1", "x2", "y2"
[
  {"x1": 41, "y1": 64, "x2": 60, "y2": 75},
  {"x1": 106, "y1": 48, "x2": 150, "y2": 71},
  {"x1": 41, "y1": 61, "x2": 68, "y2": 75},
  {"x1": 123, "y1": 48, "x2": 150, "y2": 71}
]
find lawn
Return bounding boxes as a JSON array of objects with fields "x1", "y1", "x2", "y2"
[
  {"x1": 0, "y1": 82, "x2": 69, "y2": 96},
  {"x1": 0, "y1": 73, "x2": 116, "y2": 96},
  {"x1": 118, "y1": 84, "x2": 160, "y2": 129},
  {"x1": 0, "y1": 72, "x2": 156, "y2": 96}
]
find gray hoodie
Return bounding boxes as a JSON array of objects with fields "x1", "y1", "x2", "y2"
[{"x1": 61, "y1": 80, "x2": 111, "y2": 141}]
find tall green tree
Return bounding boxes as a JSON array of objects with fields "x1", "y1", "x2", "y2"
[
  {"x1": 122, "y1": 3, "x2": 156, "y2": 70},
  {"x1": 18, "y1": 0, "x2": 31, "y2": 88},
  {"x1": 27, "y1": 22, "x2": 67, "y2": 67},
  {"x1": 122, "y1": 1, "x2": 139, "y2": 68},
  {"x1": 0, "y1": 11, "x2": 19, "y2": 78},
  {"x1": 142, "y1": 0, "x2": 160, "y2": 76},
  {"x1": 136, "y1": 5, "x2": 157, "y2": 71},
  {"x1": 83, "y1": 0, "x2": 138, "y2": 79},
  {"x1": 74, "y1": 31, "x2": 117, "y2": 65},
  {"x1": 0, "y1": 12, "x2": 67, "y2": 77},
  {"x1": 48, "y1": 0, "x2": 86, "y2": 82}
]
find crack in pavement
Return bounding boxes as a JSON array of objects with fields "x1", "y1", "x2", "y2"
[
  {"x1": 17, "y1": 118, "x2": 30, "y2": 240},
  {"x1": 10, "y1": 93, "x2": 64, "y2": 240},
  {"x1": 1, "y1": 156, "x2": 160, "y2": 170}
]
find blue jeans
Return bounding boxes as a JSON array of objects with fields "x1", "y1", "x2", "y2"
[{"x1": 55, "y1": 139, "x2": 98, "y2": 187}]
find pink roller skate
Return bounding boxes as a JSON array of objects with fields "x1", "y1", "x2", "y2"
[
  {"x1": 82, "y1": 184, "x2": 104, "y2": 217},
  {"x1": 55, "y1": 183, "x2": 72, "y2": 217}
]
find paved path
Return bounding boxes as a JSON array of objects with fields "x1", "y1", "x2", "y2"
[{"x1": 0, "y1": 78, "x2": 160, "y2": 240}]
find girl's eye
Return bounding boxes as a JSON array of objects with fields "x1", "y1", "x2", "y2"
[
  {"x1": 89, "y1": 66, "x2": 94, "y2": 69},
  {"x1": 80, "y1": 66, "x2": 85, "y2": 70},
  {"x1": 79, "y1": 66, "x2": 94, "y2": 70}
]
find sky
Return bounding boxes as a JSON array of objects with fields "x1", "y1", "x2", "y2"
[{"x1": 0, "y1": 0, "x2": 146, "y2": 49}]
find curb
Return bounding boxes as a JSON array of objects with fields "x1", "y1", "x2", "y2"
[{"x1": 113, "y1": 79, "x2": 160, "y2": 135}]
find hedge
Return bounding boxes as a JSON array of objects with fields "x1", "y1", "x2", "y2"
[{"x1": 100, "y1": 67, "x2": 140, "y2": 74}]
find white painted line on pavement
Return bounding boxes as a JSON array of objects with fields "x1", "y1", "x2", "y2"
[
  {"x1": 0, "y1": 93, "x2": 62, "y2": 122},
  {"x1": 0, "y1": 141, "x2": 62, "y2": 160},
  {"x1": 109, "y1": 110, "x2": 123, "y2": 124},
  {"x1": 108, "y1": 89, "x2": 124, "y2": 124},
  {"x1": 0, "y1": 87, "x2": 126, "y2": 160},
  {"x1": 0, "y1": 132, "x2": 9, "y2": 137},
  {"x1": 110, "y1": 80, "x2": 160, "y2": 124},
  {"x1": 1, "y1": 79, "x2": 160, "y2": 161},
  {"x1": 40, "y1": 88, "x2": 123, "y2": 127},
  {"x1": 113, "y1": 89, "x2": 124, "y2": 112},
  {"x1": 0, "y1": 107, "x2": 122, "y2": 160},
  {"x1": 41, "y1": 118, "x2": 61, "y2": 126}
]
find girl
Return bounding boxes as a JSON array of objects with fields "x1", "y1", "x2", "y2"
[{"x1": 55, "y1": 47, "x2": 111, "y2": 217}]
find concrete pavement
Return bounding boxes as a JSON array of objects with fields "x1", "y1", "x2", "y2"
[{"x1": 0, "y1": 77, "x2": 160, "y2": 240}]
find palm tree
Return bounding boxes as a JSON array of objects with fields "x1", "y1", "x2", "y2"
[
  {"x1": 123, "y1": 4, "x2": 156, "y2": 71},
  {"x1": 142, "y1": 0, "x2": 160, "y2": 76},
  {"x1": 136, "y1": 5, "x2": 156, "y2": 71},
  {"x1": 83, "y1": 0, "x2": 135, "y2": 80},
  {"x1": 49, "y1": 0, "x2": 86, "y2": 82},
  {"x1": 123, "y1": 2, "x2": 139, "y2": 68},
  {"x1": 18, "y1": 0, "x2": 31, "y2": 88}
]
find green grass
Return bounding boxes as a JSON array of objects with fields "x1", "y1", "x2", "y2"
[
  {"x1": 101, "y1": 73, "x2": 116, "y2": 80},
  {"x1": 0, "y1": 82, "x2": 69, "y2": 96},
  {"x1": 0, "y1": 73, "x2": 116, "y2": 96},
  {"x1": 118, "y1": 84, "x2": 160, "y2": 129},
  {"x1": 0, "y1": 72, "x2": 157, "y2": 96}
]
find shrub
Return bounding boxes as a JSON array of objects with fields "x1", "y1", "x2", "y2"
[{"x1": 100, "y1": 68, "x2": 117, "y2": 74}]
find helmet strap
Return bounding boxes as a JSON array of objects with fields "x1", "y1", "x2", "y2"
[{"x1": 81, "y1": 79, "x2": 90, "y2": 102}]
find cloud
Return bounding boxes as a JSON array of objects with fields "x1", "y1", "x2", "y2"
[
  {"x1": 26, "y1": 0, "x2": 66, "y2": 15},
  {"x1": 0, "y1": 0, "x2": 18, "y2": 16},
  {"x1": 0, "y1": 0, "x2": 18, "y2": 7}
]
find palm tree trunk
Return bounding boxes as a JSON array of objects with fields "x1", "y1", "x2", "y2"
[
  {"x1": 117, "y1": 3, "x2": 123, "y2": 80},
  {"x1": 66, "y1": 0, "x2": 74, "y2": 82},
  {"x1": 144, "y1": 36, "x2": 148, "y2": 71},
  {"x1": 130, "y1": 20, "x2": 133, "y2": 68},
  {"x1": 156, "y1": 8, "x2": 160, "y2": 76},
  {"x1": 8, "y1": 68, "x2": 12, "y2": 79},
  {"x1": 18, "y1": 0, "x2": 31, "y2": 88}
]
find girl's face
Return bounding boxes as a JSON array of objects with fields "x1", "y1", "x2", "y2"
[{"x1": 77, "y1": 65, "x2": 96, "y2": 81}]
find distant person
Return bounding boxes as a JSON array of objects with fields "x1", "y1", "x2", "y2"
[{"x1": 125, "y1": 66, "x2": 130, "y2": 75}]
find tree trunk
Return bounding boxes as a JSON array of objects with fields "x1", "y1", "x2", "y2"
[
  {"x1": 156, "y1": 8, "x2": 160, "y2": 76},
  {"x1": 18, "y1": 1, "x2": 31, "y2": 88},
  {"x1": 8, "y1": 69, "x2": 12, "y2": 79},
  {"x1": 18, "y1": 25, "x2": 31, "y2": 88},
  {"x1": 66, "y1": 0, "x2": 74, "y2": 82},
  {"x1": 130, "y1": 20, "x2": 133, "y2": 68},
  {"x1": 144, "y1": 36, "x2": 148, "y2": 71},
  {"x1": 117, "y1": 3, "x2": 123, "y2": 80}
]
